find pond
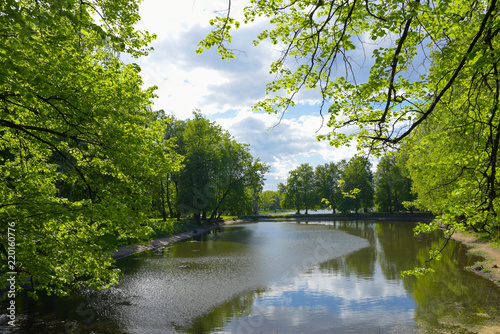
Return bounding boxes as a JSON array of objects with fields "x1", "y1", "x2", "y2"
[{"x1": 2, "y1": 221, "x2": 500, "y2": 333}]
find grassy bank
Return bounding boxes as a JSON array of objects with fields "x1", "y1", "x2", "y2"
[{"x1": 101, "y1": 218, "x2": 200, "y2": 249}]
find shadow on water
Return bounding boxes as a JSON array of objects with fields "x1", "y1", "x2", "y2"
[{"x1": 2, "y1": 221, "x2": 500, "y2": 333}]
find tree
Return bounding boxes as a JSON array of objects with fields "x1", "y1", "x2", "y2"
[
  {"x1": 374, "y1": 154, "x2": 413, "y2": 213},
  {"x1": 177, "y1": 112, "x2": 268, "y2": 221},
  {"x1": 297, "y1": 163, "x2": 316, "y2": 214},
  {"x1": 0, "y1": 0, "x2": 183, "y2": 298},
  {"x1": 315, "y1": 162, "x2": 342, "y2": 214},
  {"x1": 208, "y1": 139, "x2": 268, "y2": 220},
  {"x1": 259, "y1": 190, "x2": 282, "y2": 212},
  {"x1": 339, "y1": 157, "x2": 374, "y2": 213},
  {"x1": 200, "y1": 0, "x2": 498, "y2": 149},
  {"x1": 279, "y1": 170, "x2": 302, "y2": 213},
  {"x1": 177, "y1": 112, "x2": 222, "y2": 221},
  {"x1": 280, "y1": 163, "x2": 317, "y2": 214},
  {"x1": 160, "y1": 115, "x2": 187, "y2": 219},
  {"x1": 146, "y1": 115, "x2": 185, "y2": 221},
  {"x1": 199, "y1": 0, "x2": 500, "y2": 270}
]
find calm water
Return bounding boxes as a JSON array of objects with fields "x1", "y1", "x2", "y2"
[{"x1": 3, "y1": 221, "x2": 500, "y2": 333}]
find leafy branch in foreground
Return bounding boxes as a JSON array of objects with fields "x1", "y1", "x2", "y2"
[{"x1": 0, "y1": 0, "x2": 180, "y2": 299}]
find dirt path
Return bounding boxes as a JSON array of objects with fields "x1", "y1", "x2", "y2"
[
  {"x1": 111, "y1": 224, "x2": 223, "y2": 260},
  {"x1": 452, "y1": 230, "x2": 500, "y2": 287}
]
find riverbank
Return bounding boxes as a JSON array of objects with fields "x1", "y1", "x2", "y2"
[
  {"x1": 452, "y1": 231, "x2": 500, "y2": 287},
  {"x1": 111, "y1": 223, "x2": 223, "y2": 260}
]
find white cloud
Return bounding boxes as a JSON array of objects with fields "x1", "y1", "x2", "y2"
[
  {"x1": 129, "y1": 0, "x2": 362, "y2": 189},
  {"x1": 215, "y1": 109, "x2": 358, "y2": 190}
]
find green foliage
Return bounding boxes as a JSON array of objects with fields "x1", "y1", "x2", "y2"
[
  {"x1": 176, "y1": 112, "x2": 269, "y2": 221},
  {"x1": 315, "y1": 162, "x2": 342, "y2": 213},
  {"x1": 339, "y1": 156, "x2": 374, "y2": 213},
  {"x1": 279, "y1": 163, "x2": 317, "y2": 213},
  {"x1": 279, "y1": 158, "x2": 374, "y2": 214},
  {"x1": 0, "y1": 0, "x2": 181, "y2": 298},
  {"x1": 258, "y1": 190, "x2": 282, "y2": 212},
  {"x1": 374, "y1": 153, "x2": 414, "y2": 212}
]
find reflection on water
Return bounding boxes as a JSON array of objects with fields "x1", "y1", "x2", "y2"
[{"x1": 3, "y1": 221, "x2": 500, "y2": 333}]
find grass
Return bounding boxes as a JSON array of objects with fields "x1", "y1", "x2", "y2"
[
  {"x1": 100, "y1": 218, "x2": 200, "y2": 249},
  {"x1": 477, "y1": 231, "x2": 500, "y2": 247},
  {"x1": 221, "y1": 216, "x2": 239, "y2": 221},
  {"x1": 148, "y1": 218, "x2": 199, "y2": 239}
]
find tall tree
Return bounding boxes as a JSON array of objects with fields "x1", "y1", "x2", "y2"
[
  {"x1": 177, "y1": 112, "x2": 221, "y2": 222},
  {"x1": 200, "y1": 0, "x2": 499, "y2": 151},
  {"x1": 177, "y1": 112, "x2": 268, "y2": 221},
  {"x1": 279, "y1": 170, "x2": 302, "y2": 213},
  {"x1": 315, "y1": 162, "x2": 342, "y2": 214},
  {"x1": 208, "y1": 139, "x2": 268, "y2": 220},
  {"x1": 259, "y1": 190, "x2": 282, "y2": 212},
  {"x1": 374, "y1": 154, "x2": 414, "y2": 213},
  {"x1": 0, "y1": 0, "x2": 183, "y2": 298},
  {"x1": 340, "y1": 157, "x2": 374, "y2": 213},
  {"x1": 280, "y1": 163, "x2": 317, "y2": 214},
  {"x1": 297, "y1": 163, "x2": 316, "y2": 214},
  {"x1": 161, "y1": 114, "x2": 187, "y2": 219}
]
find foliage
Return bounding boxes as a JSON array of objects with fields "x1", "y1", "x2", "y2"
[
  {"x1": 258, "y1": 190, "x2": 283, "y2": 212},
  {"x1": 0, "y1": 0, "x2": 184, "y2": 298},
  {"x1": 176, "y1": 112, "x2": 269, "y2": 221},
  {"x1": 339, "y1": 156, "x2": 374, "y2": 213},
  {"x1": 374, "y1": 153, "x2": 414, "y2": 213},
  {"x1": 279, "y1": 163, "x2": 317, "y2": 213},
  {"x1": 315, "y1": 162, "x2": 342, "y2": 213},
  {"x1": 279, "y1": 158, "x2": 375, "y2": 214}
]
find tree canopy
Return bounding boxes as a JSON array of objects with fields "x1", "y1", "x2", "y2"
[
  {"x1": 374, "y1": 154, "x2": 414, "y2": 213},
  {"x1": 0, "y1": 0, "x2": 180, "y2": 298},
  {"x1": 200, "y1": 0, "x2": 499, "y2": 149},
  {"x1": 176, "y1": 112, "x2": 268, "y2": 221}
]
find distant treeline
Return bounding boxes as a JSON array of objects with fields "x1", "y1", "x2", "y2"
[{"x1": 259, "y1": 155, "x2": 414, "y2": 214}]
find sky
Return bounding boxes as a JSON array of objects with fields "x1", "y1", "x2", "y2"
[{"x1": 125, "y1": 0, "x2": 361, "y2": 190}]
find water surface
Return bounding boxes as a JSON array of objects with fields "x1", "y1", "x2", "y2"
[{"x1": 3, "y1": 221, "x2": 500, "y2": 333}]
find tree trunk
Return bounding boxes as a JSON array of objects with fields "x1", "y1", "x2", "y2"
[
  {"x1": 209, "y1": 178, "x2": 242, "y2": 221},
  {"x1": 174, "y1": 180, "x2": 181, "y2": 220},
  {"x1": 160, "y1": 180, "x2": 167, "y2": 221}
]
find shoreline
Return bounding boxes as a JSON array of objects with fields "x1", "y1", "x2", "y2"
[
  {"x1": 111, "y1": 224, "x2": 223, "y2": 260},
  {"x1": 452, "y1": 230, "x2": 500, "y2": 287},
  {"x1": 235, "y1": 212, "x2": 435, "y2": 222}
]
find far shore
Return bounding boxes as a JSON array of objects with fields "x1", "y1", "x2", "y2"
[
  {"x1": 111, "y1": 224, "x2": 223, "y2": 260},
  {"x1": 232, "y1": 212, "x2": 436, "y2": 222}
]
